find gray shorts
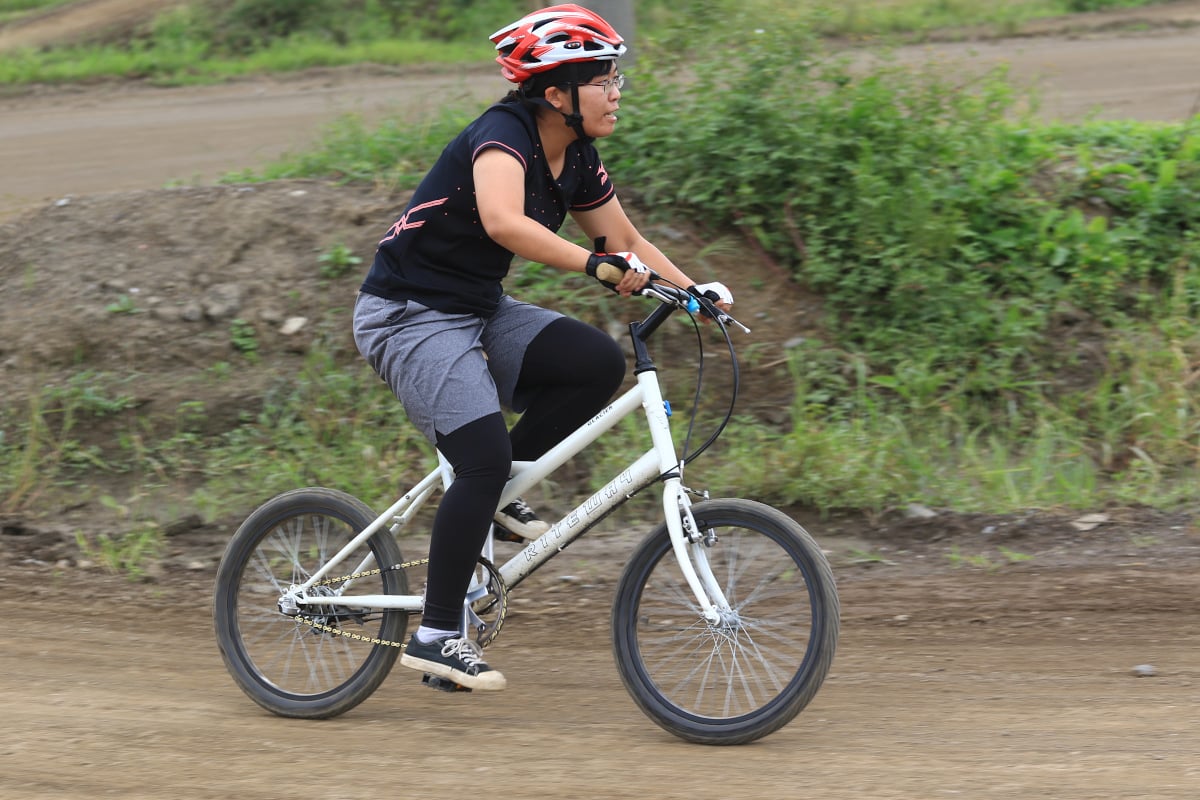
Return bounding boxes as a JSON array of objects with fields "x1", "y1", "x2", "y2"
[{"x1": 353, "y1": 292, "x2": 563, "y2": 442}]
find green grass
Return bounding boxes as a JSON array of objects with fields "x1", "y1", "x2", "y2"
[
  {"x1": 0, "y1": 34, "x2": 492, "y2": 85},
  {"x1": 0, "y1": 372, "x2": 137, "y2": 513},
  {"x1": 220, "y1": 107, "x2": 477, "y2": 190},
  {"x1": 75, "y1": 498, "x2": 165, "y2": 580},
  {"x1": 803, "y1": 0, "x2": 1167, "y2": 39}
]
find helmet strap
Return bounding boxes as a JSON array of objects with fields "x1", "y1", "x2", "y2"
[
  {"x1": 516, "y1": 62, "x2": 595, "y2": 145},
  {"x1": 518, "y1": 76, "x2": 592, "y2": 145},
  {"x1": 563, "y1": 83, "x2": 592, "y2": 144}
]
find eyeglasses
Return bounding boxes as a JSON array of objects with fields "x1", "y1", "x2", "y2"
[{"x1": 580, "y1": 73, "x2": 625, "y2": 93}]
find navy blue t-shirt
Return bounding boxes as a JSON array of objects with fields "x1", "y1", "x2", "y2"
[{"x1": 360, "y1": 98, "x2": 616, "y2": 316}]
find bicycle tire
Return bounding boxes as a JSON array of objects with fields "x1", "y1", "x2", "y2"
[
  {"x1": 213, "y1": 487, "x2": 408, "y2": 719},
  {"x1": 611, "y1": 498, "x2": 839, "y2": 745}
]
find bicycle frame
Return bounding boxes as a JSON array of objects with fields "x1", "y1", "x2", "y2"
[{"x1": 287, "y1": 298, "x2": 734, "y2": 626}]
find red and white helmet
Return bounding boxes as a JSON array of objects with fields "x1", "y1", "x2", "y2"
[{"x1": 491, "y1": 4, "x2": 626, "y2": 84}]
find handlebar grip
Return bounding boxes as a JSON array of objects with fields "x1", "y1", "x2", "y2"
[{"x1": 593, "y1": 262, "x2": 627, "y2": 284}]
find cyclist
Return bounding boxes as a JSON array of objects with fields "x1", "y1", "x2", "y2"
[{"x1": 353, "y1": 3, "x2": 732, "y2": 691}]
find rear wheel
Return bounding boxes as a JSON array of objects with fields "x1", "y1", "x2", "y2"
[
  {"x1": 213, "y1": 487, "x2": 408, "y2": 718},
  {"x1": 612, "y1": 499, "x2": 839, "y2": 745}
]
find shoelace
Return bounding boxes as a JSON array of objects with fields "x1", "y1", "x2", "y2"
[{"x1": 440, "y1": 637, "x2": 489, "y2": 673}]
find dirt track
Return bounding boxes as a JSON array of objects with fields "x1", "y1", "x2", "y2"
[
  {"x1": 3, "y1": 552, "x2": 1198, "y2": 799},
  {"x1": 0, "y1": 65, "x2": 500, "y2": 218},
  {"x1": 2, "y1": 5, "x2": 1200, "y2": 798}
]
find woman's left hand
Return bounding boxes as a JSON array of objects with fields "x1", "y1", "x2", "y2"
[
  {"x1": 614, "y1": 253, "x2": 652, "y2": 297},
  {"x1": 690, "y1": 281, "x2": 734, "y2": 313}
]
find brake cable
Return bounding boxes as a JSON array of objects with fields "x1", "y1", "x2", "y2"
[
  {"x1": 647, "y1": 276, "x2": 743, "y2": 468},
  {"x1": 679, "y1": 297, "x2": 739, "y2": 466}
]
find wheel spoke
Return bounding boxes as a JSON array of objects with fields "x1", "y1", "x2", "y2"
[
  {"x1": 613, "y1": 500, "x2": 839, "y2": 744},
  {"x1": 637, "y1": 539, "x2": 813, "y2": 719},
  {"x1": 214, "y1": 489, "x2": 409, "y2": 717},
  {"x1": 239, "y1": 515, "x2": 380, "y2": 694}
]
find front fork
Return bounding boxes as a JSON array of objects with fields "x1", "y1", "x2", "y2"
[{"x1": 663, "y1": 479, "x2": 734, "y2": 625}]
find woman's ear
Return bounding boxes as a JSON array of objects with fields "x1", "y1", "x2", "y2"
[{"x1": 543, "y1": 85, "x2": 568, "y2": 112}]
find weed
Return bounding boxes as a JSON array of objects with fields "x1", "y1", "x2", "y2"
[
  {"x1": 105, "y1": 294, "x2": 143, "y2": 314},
  {"x1": 70, "y1": 494, "x2": 166, "y2": 578},
  {"x1": 946, "y1": 546, "x2": 997, "y2": 570},
  {"x1": 208, "y1": 361, "x2": 232, "y2": 380},
  {"x1": 75, "y1": 524, "x2": 163, "y2": 579},
  {"x1": 847, "y1": 548, "x2": 897, "y2": 566},
  {"x1": 51, "y1": 373, "x2": 137, "y2": 417},
  {"x1": 229, "y1": 318, "x2": 259, "y2": 359},
  {"x1": 0, "y1": 373, "x2": 137, "y2": 511},
  {"x1": 317, "y1": 242, "x2": 362, "y2": 279},
  {"x1": 998, "y1": 546, "x2": 1033, "y2": 563}
]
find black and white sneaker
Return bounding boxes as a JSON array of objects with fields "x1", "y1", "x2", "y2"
[
  {"x1": 494, "y1": 497, "x2": 550, "y2": 541},
  {"x1": 401, "y1": 634, "x2": 507, "y2": 691}
]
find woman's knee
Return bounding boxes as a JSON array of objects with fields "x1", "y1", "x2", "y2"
[
  {"x1": 528, "y1": 317, "x2": 626, "y2": 389},
  {"x1": 593, "y1": 330, "x2": 626, "y2": 392},
  {"x1": 435, "y1": 413, "x2": 512, "y2": 483}
]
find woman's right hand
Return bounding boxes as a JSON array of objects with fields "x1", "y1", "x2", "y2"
[{"x1": 586, "y1": 250, "x2": 652, "y2": 296}]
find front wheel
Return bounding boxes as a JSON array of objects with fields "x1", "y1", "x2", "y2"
[
  {"x1": 213, "y1": 487, "x2": 409, "y2": 719},
  {"x1": 612, "y1": 499, "x2": 839, "y2": 745}
]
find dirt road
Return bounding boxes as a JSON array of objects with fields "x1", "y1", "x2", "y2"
[
  {"x1": 3, "y1": 546, "x2": 1198, "y2": 799},
  {"x1": 0, "y1": 65, "x2": 501, "y2": 218}
]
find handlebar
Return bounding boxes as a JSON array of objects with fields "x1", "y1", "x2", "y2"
[
  {"x1": 591, "y1": 262, "x2": 751, "y2": 334},
  {"x1": 597, "y1": 263, "x2": 744, "y2": 470}
]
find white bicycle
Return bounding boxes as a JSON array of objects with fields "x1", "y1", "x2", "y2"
[{"x1": 213, "y1": 273, "x2": 840, "y2": 745}]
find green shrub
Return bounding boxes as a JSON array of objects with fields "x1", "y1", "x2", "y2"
[{"x1": 609, "y1": 12, "x2": 1200, "y2": 387}]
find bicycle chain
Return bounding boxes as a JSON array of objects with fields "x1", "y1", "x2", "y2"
[
  {"x1": 293, "y1": 557, "x2": 428, "y2": 649},
  {"x1": 292, "y1": 556, "x2": 508, "y2": 650}
]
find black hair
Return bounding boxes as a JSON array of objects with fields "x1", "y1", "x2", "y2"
[
  {"x1": 500, "y1": 59, "x2": 617, "y2": 144},
  {"x1": 502, "y1": 59, "x2": 615, "y2": 104}
]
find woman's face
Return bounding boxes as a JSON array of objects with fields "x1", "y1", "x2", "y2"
[
  {"x1": 575, "y1": 65, "x2": 623, "y2": 139},
  {"x1": 546, "y1": 63, "x2": 623, "y2": 139}
]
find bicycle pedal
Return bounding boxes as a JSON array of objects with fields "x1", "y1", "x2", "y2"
[
  {"x1": 492, "y1": 528, "x2": 526, "y2": 544},
  {"x1": 421, "y1": 673, "x2": 472, "y2": 693}
]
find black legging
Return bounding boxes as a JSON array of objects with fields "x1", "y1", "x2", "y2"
[{"x1": 421, "y1": 317, "x2": 626, "y2": 631}]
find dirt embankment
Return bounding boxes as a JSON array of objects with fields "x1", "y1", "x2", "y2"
[{"x1": 0, "y1": 0, "x2": 185, "y2": 52}]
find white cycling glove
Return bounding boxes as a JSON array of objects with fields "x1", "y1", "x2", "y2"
[
  {"x1": 690, "y1": 281, "x2": 734, "y2": 306},
  {"x1": 614, "y1": 251, "x2": 651, "y2": 276}
]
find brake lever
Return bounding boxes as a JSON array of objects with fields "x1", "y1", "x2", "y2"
[
  {"x1": 691, "y1": 292, "x2": 751, "y2": 334},
  {"x1": 636, "y1": 284, "x2": 751, "y2": 332},
  {"x1": 719, "y1": 313, "x2": 752, "y2": 334}
]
